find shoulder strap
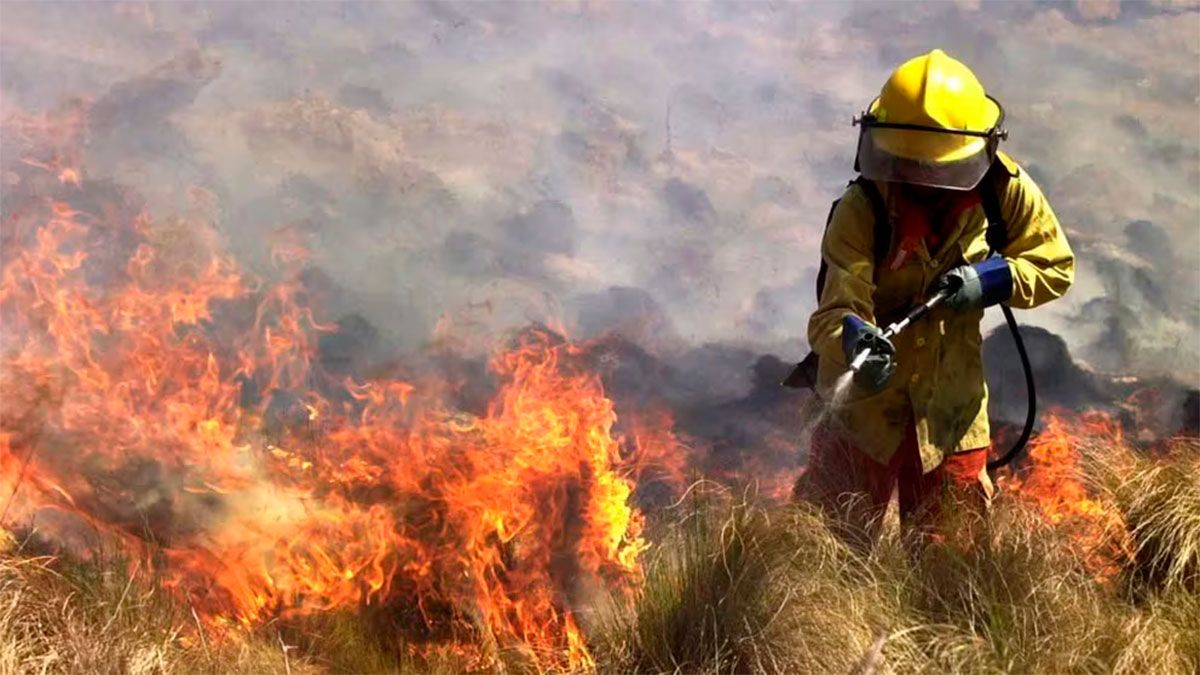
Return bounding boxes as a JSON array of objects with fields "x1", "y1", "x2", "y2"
[
  {"x1": 854, "y1": 177, "x2": 890, "y2": 266},
  {"x1": 980, "y1": 158, "x2": 1016, "y2": 254},
  {"x1": 814, "y1": 177, "x2": 890, "y2": 301}
]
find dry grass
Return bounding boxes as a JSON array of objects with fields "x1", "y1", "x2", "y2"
[
  {"x1": 902, "y1": 505, "x2": 1147, "y2": 674},
  {"x1": 586, "y1": 486, "x2": 928, "y2": 673},
  {"x1": 1087, "y1": 438, "x2": 1200, "y2": 594},
  {"x1": 0, "y1": 439, "x2": 1196, "y2": 674},
  {"x1": 590, "y1": 437, "x2": 1200, "y2": 675},
  {"x1": 0, "y1": 534, "x2": 473, "y2": 674},
  {"x1": 0, "y1": 540, "x2": 305, "y2": 674}
]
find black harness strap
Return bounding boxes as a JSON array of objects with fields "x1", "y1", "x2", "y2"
[
  {"x1": 979, "y1": 160, "x2": 1012, "y2": 254},
  {"x1": 786, "y1": 177, "x2": 895, "y2": 390},
  {"x1": 814, "y1": 177, "x2": 889, "y2": 302}
]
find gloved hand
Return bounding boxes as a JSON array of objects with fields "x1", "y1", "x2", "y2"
[
  {"x1": 841, "y1": 315, "x2": 896, "y2": 392},
  {"x1": 935, "y1": 257, "x2": 1014, "y2": 311}
]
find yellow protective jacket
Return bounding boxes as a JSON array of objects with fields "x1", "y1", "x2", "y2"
[{"x1": 807, "y1": 153, "x2": 1075, "y2": 473}]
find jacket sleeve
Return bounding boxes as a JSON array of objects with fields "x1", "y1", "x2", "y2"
[
  {"x1": 998, "y1": 166, "x2": 1075, "y2": 309},
  {"x1": 806, "y1": 186, "x2": 878, "y2": 368}
]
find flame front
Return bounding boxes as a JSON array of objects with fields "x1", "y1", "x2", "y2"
[
  {"x1": 999, "y1": 411, "x2": 1133, "y2": 580},
  {"x1": 0, "y1": 154, "x2": 655, "y2": 668}
]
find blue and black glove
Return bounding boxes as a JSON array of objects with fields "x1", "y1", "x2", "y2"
[
  {"x1": 935, "y1": 257, "x2": 1014, "y2": 311},
  {"x1": 842, "y1": 315, "x2": 896, "y2": 393}
]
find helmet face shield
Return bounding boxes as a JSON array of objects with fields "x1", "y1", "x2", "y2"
[
  {"x1": 854, "y1": 94, "x2": 1006, "y2": 191},
  {"x1": 856, "y1": 125, "x2": 996, "y2": 190}
]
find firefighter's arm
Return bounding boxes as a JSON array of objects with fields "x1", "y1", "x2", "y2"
[
  {"x1": 806, "y1": 187, "x2": 878, "y2": 368},
  {"x1": 997, "y1": 166, "x2": 1075, "y2": 309}
]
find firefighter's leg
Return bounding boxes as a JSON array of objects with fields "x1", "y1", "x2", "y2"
[
  {"x1": 794, "y1": 423, "x2": 895, "y2": 552},
  {"x1": 898, "y1": 435, "x2": 992, "y2": 546}
]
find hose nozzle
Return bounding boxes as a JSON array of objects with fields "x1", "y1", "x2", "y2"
[
  {"x1": 848, "y1": 347, "x2": 871, "y2": 373},
  {"x1": 848, "y1": 288, "x2": 952, "y2": 375}
]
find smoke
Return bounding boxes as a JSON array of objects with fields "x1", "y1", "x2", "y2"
[
  {"x1": 1, "y1": 1, "x2": 1197, "y2": 380},
  {"x1": 985, "y1": 323, "x2": 1198, "y2": 443}
]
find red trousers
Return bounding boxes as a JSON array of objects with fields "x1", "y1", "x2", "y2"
[{"x1": 794, "y1": 423, "x2": 992, "y2": 550}]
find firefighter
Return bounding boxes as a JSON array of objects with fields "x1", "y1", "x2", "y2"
[{"x1": 794, "y1": 49, "x2": 1075, "y2": 548}]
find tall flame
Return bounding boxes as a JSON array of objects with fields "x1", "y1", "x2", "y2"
[
  {"x1": 0, "y1": 159, "x2": 664, "y2": 668},
  {"x1": 999, "y1": 410, "x2": 1133, "y2": 580}
]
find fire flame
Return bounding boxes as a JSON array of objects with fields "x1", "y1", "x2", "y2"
[
  {"x1": 999, "y1": 410, "x2": 1133, "y2": 580},
  {"x1": 0, "y1": 159, "x2": 667, "y2": 669}
]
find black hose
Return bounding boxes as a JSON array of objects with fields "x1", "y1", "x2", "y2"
[{"x1": 987, "y1": 303, "x2": 1036, "y2": 471}]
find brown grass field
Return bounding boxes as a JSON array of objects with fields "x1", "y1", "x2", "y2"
[{"x1": 1, "y1": 436, "x2": 1196, "y2": 674}]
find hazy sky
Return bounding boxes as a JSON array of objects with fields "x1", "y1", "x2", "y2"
[{"x1": 2, "y1": 0, "x2": 1197, "y2": 379}]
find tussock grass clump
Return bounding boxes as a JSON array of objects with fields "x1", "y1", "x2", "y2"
[
  {"x1": 903, "y1": 501, "x2": 1137, "y2": 673},
  {"x1": 588, "y1": 486, "x2": 929, "y2": 674},
  {"x1": 1108, "y1": 588, "x2": 1200, "y2": 675},
  {"x1": 276, "y1": 610, "x2": 478, "y2": 675},
  {"x1": 1088, "y1": 438, "x2": 1200, "y2": 594}
]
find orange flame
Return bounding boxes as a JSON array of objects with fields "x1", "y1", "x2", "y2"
[
  {"x1": 999, "y1": 410, "x2": 1132, "y2": 580},
  {"x1": 0, "y1": 174, "x2": 670, "y2": 669}
]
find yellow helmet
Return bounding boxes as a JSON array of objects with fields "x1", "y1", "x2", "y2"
[{"x1": 856, "y1": 49, "x2": 1006, "y2": 190}]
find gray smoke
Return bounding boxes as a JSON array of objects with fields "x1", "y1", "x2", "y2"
[{"x1": 2, "y1": 0, "x2": 1197, "y2": 381}]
